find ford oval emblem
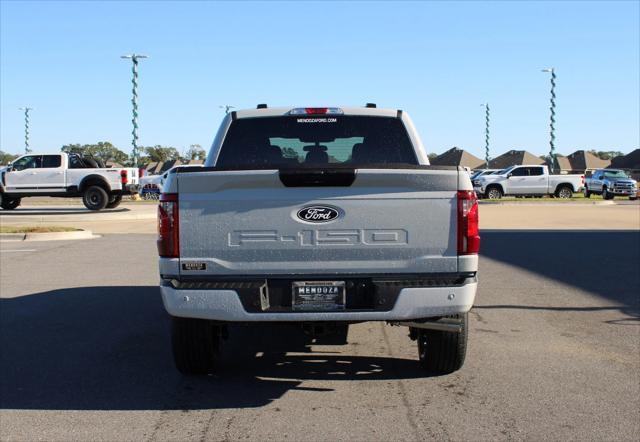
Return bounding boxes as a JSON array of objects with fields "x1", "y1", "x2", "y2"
[{"x1": 297, "y1": 206, "x2": 340, "y2": 223}]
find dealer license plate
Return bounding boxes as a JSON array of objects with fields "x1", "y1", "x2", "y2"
[{"x1": 292, "y1": 281, "x2": 346, "y2": 311}]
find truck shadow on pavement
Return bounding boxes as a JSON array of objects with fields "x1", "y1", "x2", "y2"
[
  {"x1": 0, "y1": 286, "x2": 427, "y2": 411},
  {"x1": 479, "y1": 230, "x2": 640, "y2": 311}
]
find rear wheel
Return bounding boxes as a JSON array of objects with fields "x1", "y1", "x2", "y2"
[
  {"x1": 106, "y1": 194, "x2": 123, "y2": 209},
  {"x1": 417, "y1": 313, "x2": 468, "y2": 374},
  {"x1": 171, "y1": 317, "x2": 222, "y2": 375},
  {"x1": 0, "y1": 195, "x2": 21, "y2": 210},
  {"x1": 83, "y1": 186, "x2": 109, "y2": 210},
  {"x1": 485, "y1": 186, "x2": 502, "y2": 200},
  {"x1": 555, "y1": 185, "x2": 573, "y2": 199},
  {"x1": 584, "y1": 187, "x2": 591, "y2": 198}
]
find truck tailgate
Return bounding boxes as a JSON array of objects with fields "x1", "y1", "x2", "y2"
[{"x1": 177, "y1": 169, "x2": 459, "y2": 276}]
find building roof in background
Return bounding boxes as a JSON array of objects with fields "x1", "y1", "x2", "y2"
[
  {"x1": 159, "y1": 159, "x2": 182, "y2": 173},
  {"x1": 150, "y1": 161, "x2": 164, "y2": 174},
  {"x1": 489, "y1": 150, "x2": 545, "y2": 169},
  {"x1": 430, "y1": 147, "x2": 485, "y2": 169},
  {"x1": 609, "y1": 149, "x2": 640, "y2": 170},
  {"x1": 187, "y1": 159, "x2": 204, "y2": 165},
  {"x1": 566, "y1": 150, "x2": 611, "y2": 170},
  {"x1": 554, "y1": 156, "x2": 572, "y2": 171}
]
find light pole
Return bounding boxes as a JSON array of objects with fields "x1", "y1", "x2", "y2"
[
  {"x1": 219, "y1": 105, "x2": 234, "y2": 114},
  {"x1": 121, "y1": 54, "x2": 148, "y2": 167},
  {"x1": 18, "y1": 107, "x2": 33, "y2": 154},
  {"x1": 542, "y1": 68, "x2": 557, "y2": 173},
  {"x1": 480, "y1": 103, "x2": 490, "y2": 168}
]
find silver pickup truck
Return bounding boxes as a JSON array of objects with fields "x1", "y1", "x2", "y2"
[
  {"x1": 584, "y1": 169, "x2": 638, "y2": 200},
  {"x1": 158, "y1": 105, "x2": 480, "y2": 375}
]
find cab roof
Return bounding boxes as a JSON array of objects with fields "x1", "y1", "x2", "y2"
[{"x1": 233, "y1": 106, "x2": 401, "y2": 119}]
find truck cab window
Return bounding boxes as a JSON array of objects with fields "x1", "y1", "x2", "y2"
[
  {"x1": 42, "y1": 155, "x2": 62, "y2": 168},
  {"x1": 11, "y1": 155, "x2": 42, "y2": 171},
  {"x1": 510, "y1": 167, "x2": 527, "y2": 177},
  {"x1": 528, "y1": 167, "x2": 544, "y2": 176}
]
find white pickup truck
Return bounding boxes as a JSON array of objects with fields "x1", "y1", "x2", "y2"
[
  {"x1": 0, "y1": 152, "x2": 139, "y2": 210},
  {"x1": 158, "y1": 105, "x2": 480, "y2": 375},
  {"x1": 473, "y1": 164, "x2": 584, "y2": 199}
]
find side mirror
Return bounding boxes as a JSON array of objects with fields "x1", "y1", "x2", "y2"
[
  {"x1": 507, "y1": 173, "x2": 512, "y2": 178},
  {"x1": 6, "y1": 163, "x2": 13, "y2": 172}
]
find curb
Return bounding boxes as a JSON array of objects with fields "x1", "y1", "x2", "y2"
[
  {"x1": 0, "y1": 233, "x2": 27, "y2": 241},
  {"x1": 0, "y1": 230, "x2": 99, "y2": 242}
]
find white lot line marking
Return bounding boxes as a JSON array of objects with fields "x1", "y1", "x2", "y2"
[{"x1": 0, "y1": 249, "x2": 36, "y2": 253}]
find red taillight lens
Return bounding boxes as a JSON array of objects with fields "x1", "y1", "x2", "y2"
[
  {"x1": 457, "y1": 190, "x2": 480, "y2": 255},
  {"x1": 157, "y1": 193, "x2": 179, "y2": 258},
  {"x1": 581, "y1": 175, "x2": 585, "y2": 186},
  {"x1": 120, "y1": 170, "x2": 128, "y2": 185},
  {"x1": 305, "y1": 107, "x2": 328, "y2": 114}
]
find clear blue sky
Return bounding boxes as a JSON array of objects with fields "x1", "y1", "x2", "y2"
[{"x1": 1, "y1": 1, "x2": 638, "y2": 159}]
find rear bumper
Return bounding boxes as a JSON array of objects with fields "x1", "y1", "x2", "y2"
[{"x1": 159, "y1": 278, "x2": 477, "y2": 322}]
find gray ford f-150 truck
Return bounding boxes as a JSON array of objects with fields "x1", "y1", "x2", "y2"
[{"x1": 158, "y1": 105, "x2": 480, "y2": 375}]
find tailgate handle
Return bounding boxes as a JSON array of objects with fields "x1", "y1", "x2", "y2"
[{"x1": 279, "y1": 169, "x2": 356, "y2": 187}]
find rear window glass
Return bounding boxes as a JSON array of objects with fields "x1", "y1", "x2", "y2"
[{"x1": 216, "y1": 116, "x2": 417, "y2": 168}]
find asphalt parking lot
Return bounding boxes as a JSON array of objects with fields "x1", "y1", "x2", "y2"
[{"x1": 1, "y1": 230, "x2": 638, "y2": 441}]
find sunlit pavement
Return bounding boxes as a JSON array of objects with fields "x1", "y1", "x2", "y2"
[
  {"x1": 1, "y1": 199, "x2": 639, "y2": 234},
  {"x1": 1, "y1": 232, "x2": 638, "y2": 441}
]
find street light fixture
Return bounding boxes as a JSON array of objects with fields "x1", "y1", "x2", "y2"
[
  {"x1": 480, "y1": 103, "x2": 490, "y2": 168},
  {"x1": 121, "y1": 54, "x2": 149, "y2": 167},
  {"x1": 541, "y1": 67, "x2": 557, "y2": 173},
  {"x1": 18, "y1": 107, "x2": 33, "y2": 154}
]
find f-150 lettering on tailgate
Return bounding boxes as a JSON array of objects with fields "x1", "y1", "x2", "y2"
[{"x1": 228, "y1": 229, "x2": 409, "y2": 247}]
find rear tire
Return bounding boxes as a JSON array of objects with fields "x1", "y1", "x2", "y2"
[
  {"x1": 83, "y1": 186, "x2": 109, "y2": 210},
  {"x1": 417, "y1": 313, "x2": 468, "y2": 374},
  {"x1": 584, "y1": 187, "x2": 591, "y2": 198},
  {"x1": 171, "y1": 317, "x2": 221, "y2": 375},
  {"x1": 106, "y1": 194, "x2": 123, "y2": 209},
  {"x1": 485, "y1": 186, "x2": 502, "y2": 200},
  {"x1": 555, "y1": 185, "x2": 573, "y2": 199},
  {"x1": 0, "y1": 196, "x2": 21, "y2": 210}
]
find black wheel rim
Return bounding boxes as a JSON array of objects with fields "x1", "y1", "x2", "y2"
[{"x1": 88, "y1": 191, "x2": 101, "y2": 206}]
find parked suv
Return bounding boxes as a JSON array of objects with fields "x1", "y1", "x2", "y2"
[{"x1": 584, "y1": 169, "x2": 637, "y2": 200}]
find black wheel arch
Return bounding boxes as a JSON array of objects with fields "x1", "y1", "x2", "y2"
[
  {"x1": 554, "y1": 182, "x2": 575, "y2": 193},
  {"x1": 79, "y1": 175, "x2": 111, "y2": 193}
]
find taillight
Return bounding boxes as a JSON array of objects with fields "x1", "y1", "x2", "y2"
[
  {"x1": 120, "y1": 170, "x2": 128, "y2": 185},
  {"x1": 457, "y1": 190, "x2": 480, "y2": 255},
  {"x1": 288, "y1": 107, "x2": 344, "y2": 115},
  {"x1": 581, "y1": 175, "x2": 585, "y2": 186},
  {"x1": 158, "y1": 193, "x2": 179, "y2": 258}
]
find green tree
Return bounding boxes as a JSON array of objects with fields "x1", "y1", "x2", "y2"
[
  {"x1": 0, "y1": 150, "x2": 19, "y2": 165},
  {"x1": 184, "y1": 144, "x2": 206, "y2": 161},
  {"x1": 143, "y1": 145, "x2": 181, "y2": 162},
  {"x1": 588, "y1": 150, "x2": 624, "y2": 160},
  {"x1": 282, "y1": 147, "x2": 299, "y2": 159},
  {"x1": 427, "y1": 153, "x2": 438, "y2": 161},
  {"x1": 61, "y1": 142, "x2": 130, "y2": 165}
]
